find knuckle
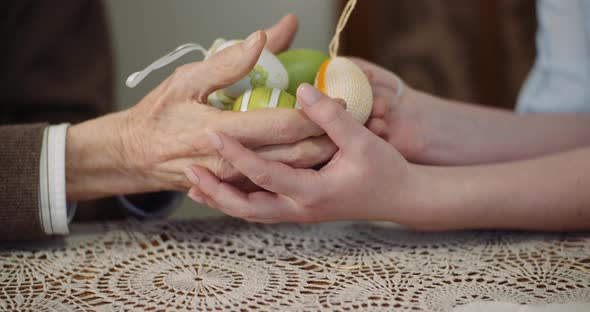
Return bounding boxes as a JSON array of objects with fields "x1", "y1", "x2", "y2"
[
  {"x1": 290, "y1": 140, "x2": 331, "y2": 168},
  {"x1": 251, "y1": 171, "x2": 272, "y2": 187},
  {"x1": 194, "y1": 88, "x2": 213, "y2": 104},
  {"x1": 274, "y1": 121, "x2": 296, "y2": 141},
  {"x1": 317, "y1": 99, "x2": 346, "y2": 125},
  {"x1": 298, "y1": 193, "x2": 319, "y2": 209},
  {"x1": 289, "y1": 144, "x2": 307, "y2": 167},
  {"x1": 213, "y1": 159, "x2": 239, "y2": 181},
  {"x1": 210, "y1": 54, "x2": 242, "y2": 80},
  {"x1": 172, "y1": 64, "x2": 215, "y2": 103},
  {"x1": 290, "y1": 111, "x2": 323, "y2": 137},
  {"x1": 172, "y1": 64, "x2": 190, "y2": 81},
  {"x1": 318, "y1": 143, "x2": 337, "y2": 164}
]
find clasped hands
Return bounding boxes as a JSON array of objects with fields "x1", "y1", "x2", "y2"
[
  {"x1": 66, "y1": 15, "x2": 429, "y2": 228},
  {"x1": 178, "y1": 19, "x2": 429, "y2": 227}
]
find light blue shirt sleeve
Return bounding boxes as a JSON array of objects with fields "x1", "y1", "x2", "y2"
[
  {"x1": 517, "y1": 0, "x2": 590, "y2": 113},
  {"x1": 117, "y1": 192, "x2": 182, "y2": 220}
]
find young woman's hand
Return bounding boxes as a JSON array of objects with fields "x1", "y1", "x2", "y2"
[
  {"x1": 184, "y1": 84, "x2": 429, "y2": 226},
  {"x1": 350, "y1": 58, "x2": 429, "y2": 162},
  {"x1": 353, "y1": 57, "x2": 590, "y2": 165}
]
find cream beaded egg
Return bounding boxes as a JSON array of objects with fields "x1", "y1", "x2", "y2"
[{"x1": 315, "y1": 57, "x2": 373, "y2": 124}]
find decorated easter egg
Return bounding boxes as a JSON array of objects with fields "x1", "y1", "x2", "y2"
[
  {"x1": 208, "y1": 39, "x2": 289, "y2": 99},
  {"x1": 277, "y1": 49, "x2": 330, "y2": 96},
  {"x1": 233, "y1": 87, "x2": 300, "y2": 112},
  {"x1": 315, "y1": 57, "x2": 373, "y2": 124}
]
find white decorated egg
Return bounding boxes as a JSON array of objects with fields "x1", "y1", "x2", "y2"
[
  {"x1": 208, "y1": 39, "x2": 289, "y2": 99},
  {"x1": 315, "y1": 57, "x2": 373, "y2": 124},
  {"x1": 233, "y1": 87, "x2": 300, "y2": 111}
]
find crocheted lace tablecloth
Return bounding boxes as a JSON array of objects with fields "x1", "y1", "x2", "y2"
[{"x1": 1, "y1": 218, "x2": 589, "y2": 311}]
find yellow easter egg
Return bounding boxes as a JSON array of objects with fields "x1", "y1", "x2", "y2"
[
  {"x1": 233, "y1": 87, "x2": 299, "y2": 112},
  {"x1": 315, "y1": 57, "x2": 373, "y2": 124}
]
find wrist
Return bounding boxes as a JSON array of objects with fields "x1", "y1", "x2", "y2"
[
  {"x1": 66, "y1": 111, "x2": 148, "y2": 201},
  {"x1": 407, "y1": 165, "x2": 492, "y2": 231},
  {"x1": 389, "y1": 162, "x2": 479, "y2": 231},
  {"x1": 388, "y1": 163, "x2": 445, "y2": 230},
  {"x1": 386, "y1": 87, "x2": 435, "y2": 163},
  {"x1": 398, "y1": 89, "x2": 467, "y2": 165}
]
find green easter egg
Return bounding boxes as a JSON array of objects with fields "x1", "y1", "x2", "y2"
[
  {"x1": 233, "y1": 87, "x2": 299, "y2": 111},
  {"x1": 277, "y1": 49, "x2": 330, "y2": 95}
]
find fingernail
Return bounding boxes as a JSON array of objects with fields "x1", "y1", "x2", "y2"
[
  {"x1": 188, "y1": 192, "x2": 204, "y2": 204},
  {"x1": 242, "y1": 30, "x2": 261, "y2": 50},
  {"x1": 208, "y1": 131, "x2": 224, "y2": 150},
  {"x1": 298, "y1": 83, "x2": 322, "y2": 106},
  {"x1": 184, "y1": 167, "x2": 200, "y2": 185}
]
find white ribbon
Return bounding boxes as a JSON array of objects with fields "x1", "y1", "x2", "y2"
[{"x1": 125, "y1": 43, "x2": 209, "y2": 88}]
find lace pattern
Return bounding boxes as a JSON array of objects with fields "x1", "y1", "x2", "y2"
[{"x1": 1, "y1": 218, "x2": 589, "y2": 311}]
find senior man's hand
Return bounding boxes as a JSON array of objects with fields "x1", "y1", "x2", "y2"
[{"x1": 65, "y1": 15, "x2": 336, "y2": 201}]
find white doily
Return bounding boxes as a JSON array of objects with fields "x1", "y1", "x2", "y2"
[{"x1": 1, "y1": 218, "x2": 589, "y2": 311}]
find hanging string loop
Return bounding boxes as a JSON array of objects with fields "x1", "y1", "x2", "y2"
[{"x1": 329, "y1": 0, "x2": 358, "y2": 58}]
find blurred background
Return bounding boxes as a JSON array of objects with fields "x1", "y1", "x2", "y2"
[
  {"x1": 104, "y1": 0, "x2": 537, "y2": 220},
  {"x1": 339, "y1": 0, "x2": 536, "y2": 109}
]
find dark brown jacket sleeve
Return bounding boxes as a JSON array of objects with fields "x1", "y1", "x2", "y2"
[
  {"x1": 0, "y1": 0, "x2": 115, "y2": 240},
  {"x1": 0, "y1": 124, "x2": 47, "y2": 240}
]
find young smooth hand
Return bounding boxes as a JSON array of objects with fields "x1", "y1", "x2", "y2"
[
  {"x1": 184, "y1": 84, "x2": 429, "y2": 226},
  {"x1": 353, "y1": 58, "x2": 590, "y2": 166},
  {"x1": 350, "y1": 58, "x2": 430, "y2": 163}
]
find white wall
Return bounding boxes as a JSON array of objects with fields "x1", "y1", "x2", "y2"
[{"x1": 105, "y1": 0, "x2": 335, "y2": 219}]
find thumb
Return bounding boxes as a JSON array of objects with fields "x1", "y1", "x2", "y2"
[
  {"x1": 297, "y1": 83, "x2": 370, "y2": 150},
  {"x1": 264, "y1": 14, "x2": 299, "y2": 54},
  {"x1": 172, "y1": 30, "x2": 267, "y2": 103}
]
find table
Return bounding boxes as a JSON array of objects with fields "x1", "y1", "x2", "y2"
[{"x1": 1, "y1": 218, "x2": 589, "y2": 311}]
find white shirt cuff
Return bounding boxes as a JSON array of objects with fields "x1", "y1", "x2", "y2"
[{"x1": 39, "y1": 124, "x2": 72, "y2": 235}]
